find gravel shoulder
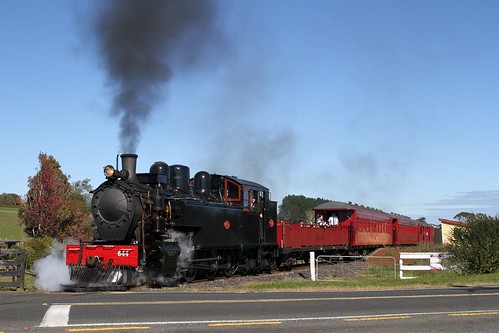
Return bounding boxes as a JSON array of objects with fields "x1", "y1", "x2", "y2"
[
  {"x1": 169, "y1": 261, "x2": 370, "y2": 292},
  {"x1": 172, "y1": 269, "x2": 309, "y2": 291}
]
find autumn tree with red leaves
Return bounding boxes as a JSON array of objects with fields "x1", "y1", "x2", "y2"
[{"x1": 20, "y1": 152, "x2": 92, "y2": 242}]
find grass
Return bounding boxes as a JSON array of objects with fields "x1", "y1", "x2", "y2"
[
  {"x1": 237, "y1": 270, "x2": 499, "y2": 292},
  {"x1": 0, "y1": 206, "x2": 25, "y2": 242}
]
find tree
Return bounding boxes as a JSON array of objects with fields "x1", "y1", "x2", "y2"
[
  {"x1": 19, "y1": 152, "x2": 92, "y2": 242},
  {"x1": 72, "y1": 179, "x2": 93, "y2": 207},
  {"x1": 453, "y1": 211, "x2": 476, "y2": 222},
  {"x1": 447, "y1": 213, "x2": 499, "y2": 274},
  {"x1": 278, "y1": 194, "x2": 329, "y2": 222},
  {"x1": 58, "y1": 179, "x2": 93, "y2": 241},
  {"x1": 0, "y1": 193, "x2": 22, "y2": 206}
]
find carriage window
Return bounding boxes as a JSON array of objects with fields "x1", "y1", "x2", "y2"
[{"x1": 224, "y1": 179, "x2": 241, "y2": 202}]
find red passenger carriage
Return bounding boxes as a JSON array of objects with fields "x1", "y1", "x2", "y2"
[
  {"x1": 392, "y1": 217, "x2": 420, "y2": 245},
  {"x1": 276, "y1": 201, "x2": 435, "y2": 267},
  {"x1": 314, "y1": 201, "x2": 394, "y2": 248}
]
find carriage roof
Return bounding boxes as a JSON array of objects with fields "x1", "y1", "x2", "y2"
[{"x1": 314, "y1": 201, "x2": 414, "y2": 221}]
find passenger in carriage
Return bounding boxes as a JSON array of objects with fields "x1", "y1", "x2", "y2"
[
  {"x1": 316, "y1": 214, "x2": 325, "y2": 226},
  {"x1": 328, "y1": 214, "x2": 339, "y2": 226}
]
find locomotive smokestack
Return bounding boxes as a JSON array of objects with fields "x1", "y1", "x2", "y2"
[{"x1": 121, "y1": 153, "x2": 138, "y2": 183}]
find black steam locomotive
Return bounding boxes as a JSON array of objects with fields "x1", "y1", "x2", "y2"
[{"x1": 65, "y1": 153, "x2": 278, "y2": 290}]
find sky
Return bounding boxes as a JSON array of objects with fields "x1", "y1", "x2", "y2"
[{"x1": 1, "y1": 0, "x2": 499, "y2": 224}]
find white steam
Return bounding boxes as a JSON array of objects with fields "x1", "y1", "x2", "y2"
[
  {"x1": 33, "y1": 241, "x2": 73, "y2": 292},
  {"x1": 168, "y1": 230, "x2": 194, "y2": 269}
]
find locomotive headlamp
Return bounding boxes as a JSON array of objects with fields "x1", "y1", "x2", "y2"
[{"x1": 104, "y1": 165, "x2": 115, "y2": 178}]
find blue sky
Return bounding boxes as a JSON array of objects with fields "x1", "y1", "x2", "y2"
[{"x1": 1, "y1": 0, "x2": 499, "y2": 224}]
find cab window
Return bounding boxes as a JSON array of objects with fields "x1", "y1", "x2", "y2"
[
  {"x1": 244, "y1": 189, "x2": 262, "y2": 212},
  {"x1": 224, "y1": 179, "x2": 241, "y2": 202}
]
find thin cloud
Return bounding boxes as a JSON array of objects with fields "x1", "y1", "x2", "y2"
[
  {"x1": 427, "y1": 190, "x2": 499, "y2": 209},
  {"x1": 423, "y1": 190, "x2": 499, "y2": 220}
]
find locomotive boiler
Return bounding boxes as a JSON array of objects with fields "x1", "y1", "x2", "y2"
[{"x1": 65, "y1": 153, "x2": 278, "y2": 290}]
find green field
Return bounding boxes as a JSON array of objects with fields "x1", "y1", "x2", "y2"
[{"x1": 0, "y1": 206, "x2": 25, "y2": 242}]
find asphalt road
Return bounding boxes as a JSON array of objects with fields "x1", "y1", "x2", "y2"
[{"x1": 1, "y1": 287, "x2": 498, "y2": 333}]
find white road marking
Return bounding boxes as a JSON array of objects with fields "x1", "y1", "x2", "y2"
[
  {"x1": 39, "y1": 304, "x2": 71, "y2": 327},
  {"x1": 39, "y1": 310, "x2": 498, "y2": 328}
]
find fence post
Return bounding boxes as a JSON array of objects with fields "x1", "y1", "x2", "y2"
[
  {"x1": 399, "y1": 255, "x2": 404, "y2": 279},
  {"x1": 310, "y1": 251, "x2": 316, "y2": 281}
]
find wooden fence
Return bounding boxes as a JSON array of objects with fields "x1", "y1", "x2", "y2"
[
  {"x1": 0, "y1": 248, "x2": 25, "y2": 290},
  {"x1": 399, "y1": 252, "x2": 444, "y2": 279}
]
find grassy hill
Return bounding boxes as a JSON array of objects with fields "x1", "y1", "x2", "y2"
[{"x1": 0, "y1": 206, "x2": 25, "y2": 242}]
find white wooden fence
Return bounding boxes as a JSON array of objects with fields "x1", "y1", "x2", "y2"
[{"x1": 399, "y1": 252, "x2": 444, "y2": 279}]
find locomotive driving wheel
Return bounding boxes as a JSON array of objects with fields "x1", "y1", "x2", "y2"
[
  {"x1": 238, "y1": 257, "x2": 250, "y2": 276},
  {"x1": 203, "y1": 250, "x2": 218, "y2": 280},
  {"x1": 205, "y1": 264, "x2": 218, "y2": 280},
  {"x1": 183, "y1": 252, "x2": 198, "y2": 283},
  {"x1": 184, "y1": 268, "x2": 197, "y2": 283}
]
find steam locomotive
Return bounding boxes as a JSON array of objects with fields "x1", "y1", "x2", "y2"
[
  {"x1": 65, "y1": 153, "x2": 278, "y2": 290},
  {"x1": 65, "y1": 154, "x2": 434, "y2": 291}
]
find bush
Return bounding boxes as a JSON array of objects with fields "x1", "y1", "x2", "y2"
[
  {"x1": 20, "y1": 237, "x2": 53, "y2": 270},
  {"x1": 447, "y1": 214, "x2": 499, "y2": 274}
]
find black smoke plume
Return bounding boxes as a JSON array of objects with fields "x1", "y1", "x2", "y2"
[{"x1": 90, "y1": 1, "x2": 221, "y2": 152}]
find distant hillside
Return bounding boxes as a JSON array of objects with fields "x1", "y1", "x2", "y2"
[{"x1": 0, "y1": 207, "x2": 25, "y2": 242}]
